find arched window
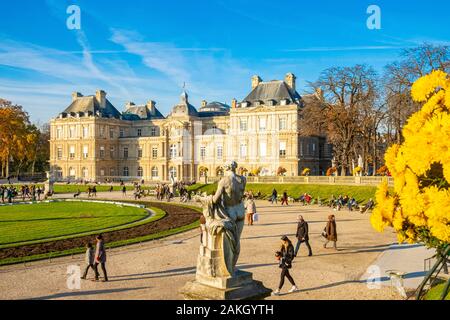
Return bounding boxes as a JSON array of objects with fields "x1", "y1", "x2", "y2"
[
  {"x1": 151, "y1": 167, "x2": 159, "y2": 179},
  {"x1": 82, "y1": 167, "x2": 88, "y2": 178},
  {"x1": 169, "y1": 166, "x2": 177, "y2": 178},
  {"x1": 69, "y1": 167, "x2": 76, "y2": 177},
  {"x1": 123, "y1": 167, "x2": 129, "y2": 177},
  {"x1": 137, "y1": 166, "x2": 143, "y2": 177}
]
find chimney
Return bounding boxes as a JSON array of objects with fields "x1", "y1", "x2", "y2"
[
  {"x1": 231, "y1": 98, "x2": 237, "y2": 109},
  {"x1": 96, "y1": 90, "x2": 106, "y2": 108},
  {"x1": 72, "y1": 92, "x2": 82, "y2": 101},
  {"x1": 201, "y1": 100, "x2": 208, "y2": 108},
  {"x1": 251, "y1": 75, "x2": 262, "y2": 90},
  {"x1": 315, "y1": 88, "x2": 324, "y2": 100},
  {"x1": 285, "y1": 73, "x2": 296, "y2": 91},
  {"x1": 125, "y1": 101, "x2": 135, "y2": 110},
  {"x1": 147, "y1": 100, "x2": 156, "y2": 115}
]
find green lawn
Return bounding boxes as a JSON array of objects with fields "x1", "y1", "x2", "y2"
[
  {"x1": 424, "y1": 282, "x2": 450, "y2": 300},
  {"x1": 0, "y1": 202, "x2": 148, "y2": 247},
  {"x1": 52, "y1": 185, "x2": 139, "y2": 194},
  {"x1": 188, "y1": 183, "x2": 378, "y2": 203}
]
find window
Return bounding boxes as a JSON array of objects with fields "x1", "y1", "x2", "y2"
[
  {"x1": 82, "y1": 126, "x2": 89, "y2": 138},
  {"x1": 69, "y1": 126, "x2": 75, "y2": 138},
  {"x1": 151, "y1": 167, "x2": 159, "y2": 178},
  {"x1": 138, "y1": 147, "x2": 143, "y2": 158},
  {"x1": 56, "y1": 127, "x2": 62, "y2": 139},
  {"x1": 137, "y1": 167, "x2": 143, "y2": 177},
  {"x1": 151, "y1": 127, "x2": 157, "y2": 136},
  {"x1": 123, "y1": 167, "x2": 129, "y2": 177},
  {"x1": 259, "y1": 117, "x2": 266, "y2": 131},
  {"x1": 110, "y1": 146, "x2": 115, "y2": 159},
  {"x1": 259, "y1": 142, "x2": 267, "y2": 158},
  {"x1": 82, "y1": 167, "x2": 88, "y2": 178},
  {"x1": 152, "y1": 147, "x2": 158, "y2": 159},
  {"x1": 312, "y1": 143, "x2": 316, "y2": 153},
  {"x1": 217, "y1": 145, "x2": 223, "y2": 159},
  {"x1": 69, "y1": 167, "x2": 76, "y2": 177},
  {"x1": 279, "y1": 118, "x2": 287, "y2": 130},
  {"x1": 200, "y1": 146, "x2": 206, "y2": 160},
  {"x1": 123, "y1": 147, "x2": 128, "y2": 159},
  {"x1": 57, "y1": 147, "x2": 62, "y2": 160},
  {"x1": 69, "y1": 146, "x2": 75, "y2": 159},
  {"x1": 240, "y1": 144, "x2": 247, "y2": 158},
  {"x1": 169, "y1": 167, "x2": 177, "y2": 178},
  {"x1": 170, "y1": 144, "x2": 177, "y2": 159},
  {"x1": 100, "y1": 169, "x2": 105, "y2": 177},
  {"x1": 110, "y1": 168, "x2": 115, "y2": 177},
  {"x1": 137, "y1": 129, "x2": 142, "y2": 137},
  {"x1": 100, "y1": 146, "x2": 105, "y2": 158},
  {"x1": 100, "y1": 126, "x2": 105, "y2": 137},
  {"x1": 279, "y1": 141, "x2": 287, "y2": 158},
  {"x1": 83, "y1": 146, "x2": 89, "y2": 159},
  {"x1": 240, "y1": 119, "x2": 248, "y2": 132},
  {"x1": 109, "y1": 128, "x2": 114, "y2": 139},
  {"x1": 119, "y1": 128, "x2": 124, "y2": 138}
]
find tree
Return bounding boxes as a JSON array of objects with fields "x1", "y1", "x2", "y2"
[
  {"x1": 0, "y1": 99, "x2": 46, "y2": 178},
  {"x1": 384, "y1": 44, "x2": 450, "y2": 144},
  {"x1": 303, "y1": 65, "x2": 379, "y2": 175}
]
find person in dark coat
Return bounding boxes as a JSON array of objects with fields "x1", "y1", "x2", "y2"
[
  {"x1": 281, "y1": 191, "x2": 289, "y2": 206},
  {"x1": 323, "y1": 215, "x2": 338, "y2": 250},
  {"x1": 294, "y1": 215, "x2": 313, "y2": 257},
  {"x1": 93, "y1": 234, "x2": 108, "y2": 281},
  {"x1": 272, "y1": 235, "x2": 299, "y2": 296}
]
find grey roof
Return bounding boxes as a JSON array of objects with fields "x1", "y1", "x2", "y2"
[
  {"x1": 61, "y1": 96, "x2": 122, "y2": 119},
  {"x1": 198, "y1": 101, "x2": 230, "y2": 117},
  {"x1": 241, "y1": 81, "x2": 302, "y2": 107},
  {"x1": 168, "y1": 91, "x2": 199, "y2": 117},
  {"x1": 122, "y1": 105, "x2": 165, "y2": 121}
]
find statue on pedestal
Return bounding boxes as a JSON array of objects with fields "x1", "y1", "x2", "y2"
[{"x1": 180, "y1": 161, "x2": 271, "y2": 300}]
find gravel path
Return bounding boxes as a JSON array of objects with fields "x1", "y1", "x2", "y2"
[{"x1": 0, "y1": 197, "x2": 403, "y2": 300}]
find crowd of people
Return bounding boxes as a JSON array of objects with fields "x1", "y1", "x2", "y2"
[
  {"x1": 268, "y1": 188, "x2": 374, "y2": 213},
  {"x1": 0, "y1": 184, "x2": 46, "y2": 203}
]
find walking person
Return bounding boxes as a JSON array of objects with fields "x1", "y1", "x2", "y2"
[
  {"x1": 245, "y1": 195, "x2": 256, "y2": 226},
  {"x1": 281, "y1": 191, "x2": 289, "y2": 206},
  {"x1": 81, "y1": 243, "x2": 95, "y2": 280},
  {"x1": 294, "y1": 215, "x2": 313, "y2": 257},
  {"x1": 272, "y1": 235, "x2": 299, "y2": 296},
  {"x1": 93, "y1": 235, "x2": 108, "y2": 282},
  {"x1": 323, "y1": 215, "x2": 338, "y2": 250},
  {"x1": 122, "y1": 185, "x2": 126, "y2": 197},
  {"x1": 271, "y1": 188, "x2": 278, "y2": 204}
]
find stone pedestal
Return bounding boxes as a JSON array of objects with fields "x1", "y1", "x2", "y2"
[
  {"x1": 180, "y1": 270, "x2": 271, "y2": 300},
  {"x1": 179, "y1": 224, "x2": 271, "y2": 300}
]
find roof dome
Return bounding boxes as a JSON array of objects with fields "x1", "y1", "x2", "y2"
[{"x1": 199, "y1": 101, "x2": 230, "y2": 113}]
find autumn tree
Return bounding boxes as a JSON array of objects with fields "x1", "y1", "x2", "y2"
[
  {"x1": 384, "y1": 44, "x2": 450, "y2": 144},
  {"x1": 302, "y1": 65, "x2": 379, "y2": 175},
  {"x1": 0, "y1": 99, "x2": 45, "y2": 178}
]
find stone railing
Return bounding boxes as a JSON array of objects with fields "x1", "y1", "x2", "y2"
[{"x1": 207, "y1": 175, "x2": 393, "y2": 187}]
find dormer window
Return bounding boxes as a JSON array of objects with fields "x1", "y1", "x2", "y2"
[
  {"x1": 241, "y1": 101, "x2": 249, "y2": 108},
  {"x1": 280, "y1": 99, "x2": 288, "y2": 106}
]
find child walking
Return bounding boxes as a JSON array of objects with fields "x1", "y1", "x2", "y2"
[{"x1": 80, "y1": 242, "x2": 95, "y2": 280}]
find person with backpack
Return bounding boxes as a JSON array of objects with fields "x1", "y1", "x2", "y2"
[{"x1": 272, "y1": 235, "x2": 299, "y2": 296}]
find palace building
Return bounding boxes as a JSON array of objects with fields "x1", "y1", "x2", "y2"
[{"x1": 49, "y1": 73, "x2": 332, "y2": 182}]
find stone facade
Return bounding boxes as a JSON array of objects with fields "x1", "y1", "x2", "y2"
[{"x1": 49, "y1": 73, "x2": 332, "y2": 182}]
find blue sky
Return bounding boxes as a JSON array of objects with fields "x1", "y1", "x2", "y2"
[{"x1": 1, "y1": 0, "x2": 449, "y2": 123}]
